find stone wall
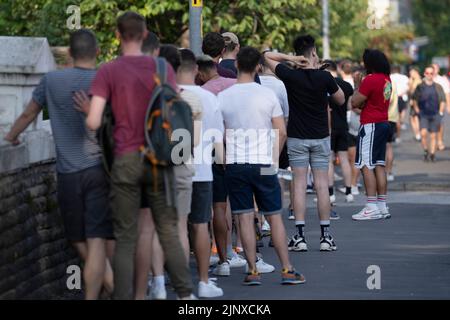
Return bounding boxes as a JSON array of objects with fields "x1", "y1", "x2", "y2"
[{"x1": 0, "y1": 160, "x2": 79, "y2": 299}]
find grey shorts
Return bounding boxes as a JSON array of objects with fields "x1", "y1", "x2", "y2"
[
  {"x1": 189, "y1": 182, "x2": 213, "y2": 224},
  {"x1": 287, "y1": 137, "x2": 330, "y2": 170},
  {"x1": 420, "y1": 114, "x2": 441, "y2": 133}
]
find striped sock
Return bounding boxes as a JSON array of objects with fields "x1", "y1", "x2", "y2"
[
  {"x1": 367, "y1": 196, "x2": 378, "y2": 210},
  {"x1": 377, "y1": 194, "x2": 387, "y2": 211},
  {"x1": 295, "y1": 221, "x2": 305, "y2": 237}
]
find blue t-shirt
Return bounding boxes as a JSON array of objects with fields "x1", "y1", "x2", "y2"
[
  {"x1": 414, "y1": 83, "x2": 444, "y2": 116},
  {"x1": 32, "y1": 67, "x2": 102, "y2": 173}
]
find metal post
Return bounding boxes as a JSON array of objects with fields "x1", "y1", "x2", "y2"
[
  {"x1": 322, "y1": 0, "x2": 330, "y2": 59},
  {"x1": 189, "y1": 0, "x2": 203, "y2": 56}
]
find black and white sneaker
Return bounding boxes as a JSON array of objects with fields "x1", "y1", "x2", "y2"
[
  {"x1": 320, "y1": 234, "x2": 337, "y2": 251},
  {"x1": 288, "y1": 209, "x2": 295, "y2": 220},
  {"x1": 288, "y1": 234, "x2": 308, "y2": 252}
]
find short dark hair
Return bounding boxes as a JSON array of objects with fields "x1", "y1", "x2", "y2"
[
  {"x1": 202, "y1": 32, "x2": 225, "y2": 58},
  {"x1": 323, "y1": 59, "x2": 337, "y2": 72},
  {"x1": 362, "y1": 49, "x2": 391, "y2": 75},
  {"x1": 159, "y1": 44, "x2": 181, "y2": 72},
  {"x1": 142, "y1": 32, "x2": 160, "y2": 54},
  {"x1": 117, "y1": 11, "x2": 146, "y2": 41},
  {"x1": 293, "y1": 35, "x2": 316, "y2": 57},
  {"x1": 196, "y1": 55, "x2": 216, "y2": 74},
  {"x1": 69, "y1": 29, "x2": 97, "y2": 61},
  {"x1": 237, "y1": 46, "x2": 261, "y2": 73},
  {"x1": 178, "y1": 49, "x2": 197, "y2": 72}
]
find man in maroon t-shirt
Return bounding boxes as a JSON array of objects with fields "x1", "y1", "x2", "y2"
[
  {"x1": 351, "y1": 49, "x2": 392, "y2": 221},
  {"x1": 86, "y1": 11, "x2": 193, "y2": 300}
]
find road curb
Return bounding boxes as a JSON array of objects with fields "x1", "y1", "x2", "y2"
[{"x1": 389, "y1": 182, "x2": 450, "y2": 192}]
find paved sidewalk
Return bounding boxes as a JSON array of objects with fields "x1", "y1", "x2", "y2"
[{"x1": 388, "y1": 114, "x2": 450, "y2": 191}]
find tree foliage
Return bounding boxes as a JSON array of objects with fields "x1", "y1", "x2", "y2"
[{"x1": 0, "y1": 0, "x2": 414, "y2": 63}]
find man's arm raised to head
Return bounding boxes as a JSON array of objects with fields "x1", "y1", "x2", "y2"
[
  {"x1": 263, "y1": 52, "x2": 308, "y2": 74},
  {"x1": 4, "y1": 99, "x2": 42, "y2": 145},
  {"x1": 86, "y1": 95, "x2": 107, "y2": 130}
]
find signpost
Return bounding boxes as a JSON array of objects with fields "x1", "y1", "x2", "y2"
[{"x1": 189, "y1": 0, "x2": 203, "y2": 56}]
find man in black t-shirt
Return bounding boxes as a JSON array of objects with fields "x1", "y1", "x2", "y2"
[
  {"x1": 264, "y1": 35, "x2": 344, "y2": 253},
  {"x1": 324, "y1": 60, "x2": 354, "y2": 206}
]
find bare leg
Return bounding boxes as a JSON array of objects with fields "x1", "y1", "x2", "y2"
[
  {"x1": 238, "y1": 212, "x2": 257, "y2": 272},
  {"x1": 374, "y1": 166, "x2": 387, "y2": 196},
  {"x1": 430, "y1": 132, "x2": 437, "y2": 155},
  {"x1": 411, "y1": 115, "x2": 420, "y2": 139},
  {"x1": 213, "y1": 202, "x2": 228, "y2": 263},
  {"x1": 421, "y1": 129, "x2": 428, "y2": 151},
  {"x1": 385, "y1": 143, "x2": 394, "y2": 175},
  {"x1": 361, "y1": 167, "x2": 377, "y2": 197},
  {"x1": 338, "y1": 151, "x2": 352, "y2": 188},
  {"x1": 191, "y1": 223, "x2": 211, "y2": 283},
  {"x1": 178, "y1": 215, "x2": 190, "y2": 262},
  {"x1": 348, "y1": 146, "x2": 360, "y2": 187},
  {"x1": 135, "y1": 208, "x2": 154, "y2": 300},
  {"x1": 312, "y1": 168, "x2": 331, "y2": 221},
  {"x1": 438, "y1": 122, "x2": 445, "y2": 149},
  {"x1": 292, "y1": 167, "x2": 308, "y2": 221},
  {"x1": 265, "y1": 214, "x2": 292, "y2": 270},
  {"x1": 84, "y1": 238, "x2": 107, "y2": 300},
  {"x1": 73, "y1": 241, "x2": 113, "y2": 297}
]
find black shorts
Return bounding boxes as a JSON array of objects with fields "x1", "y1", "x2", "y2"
[
  {"x1": 212, "y1": 164, "x2": 228, "y2": 203},
  {"x1": 189, "y1": 182, "x2": 213, "y2": 224},
  {"x1": 279, "y1": 142, "x2": 289, "y2": 169},
  {"x1": 356, "y1": 122, "x2": 389, "y2": 169},
  {"x1": 331, "y1": 129, "x2": 349, "y2": 152},
  {"x1": 347, "y1": 133, "x2": 358, "y2": 148},
  {"x1": 387, "y1": 121, "x2": 397, "y2": 143},
  {"x1": 140, "y1": 186, "x2": 149, "y2": 208},
  {"x1": 398, "y1": 99, "x2": 408, "y2": 113},
  {"x1": 57, "y1": 165, "x2": 114, "y2": 242}
]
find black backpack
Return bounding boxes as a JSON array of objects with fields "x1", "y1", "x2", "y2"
[{"x1": 140, "y1": 57, "x2": 193, "y2": 167}]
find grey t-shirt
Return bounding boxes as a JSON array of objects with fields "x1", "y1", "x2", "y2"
[{"x1": 32, "y1": 67, "x2": 102, "y2": 173}]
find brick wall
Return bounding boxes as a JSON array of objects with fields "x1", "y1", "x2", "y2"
[{"x1": 0, "y1": 160, "x2": 79, "y2": 299}]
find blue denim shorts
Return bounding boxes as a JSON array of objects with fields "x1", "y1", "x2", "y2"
[{"x1": 225, "y1": 164, "x2": 282, "y2": 215}]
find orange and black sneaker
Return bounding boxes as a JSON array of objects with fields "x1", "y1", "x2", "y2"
[
  {"x1": 281, "y1": 268, "x2": 306, "y2": 285},
  {"x1": 243, "y1": 270, "x2": 261, "y2": 286}
]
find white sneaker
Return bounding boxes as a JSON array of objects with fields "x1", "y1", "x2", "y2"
[
  {"x1": 177, "y1": 294, "x2": 198, "y2": 300},
  {"x1": 415, "y1": 134, "x2": 421, "y2": 141},
  {"x1": 228, "y1": 254, "x2": 247, "y2": 268},
  {"x1": 351, "y1": 186, "x2": 360, "y2": 195},
  {"x1": 387, "y1": 174, "x2": 395, "y2": 182},
  {"x1": 338, "y1": 187, "x2": 346, "y2": 194},
  {"x1": 212, "y1": 261, "x2": 230, "y2": 276},
  {"x1": 352, "y1": 206, "x2": 383, "y2": 221},
  {"x1": 345, "y1": 193, "x2": 354, "y2": 203},
  {"x1": 150, "y1": 284, "x2": 167, "y2": 300},
  {"x1": 209, "y1": 254, "x2": 220, "y2": 266},
  {"x1": 245, "y1": 258, "x2": 275, "y2": 274},
  {"x1": 379, "y1": 206, "x2": 391, "y2": 219},
  {"x1": 261, "y1": 220, "x2": 271, "y2": 232},
  {"x1": 334, "y1": 173, "x2": 343, "y2": 181},
  {"x1": 198, "y1": 280, "x2": 224, "y2": 298}
]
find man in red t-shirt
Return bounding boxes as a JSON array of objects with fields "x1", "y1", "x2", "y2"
[
  {"x1": 86, "y1": 11, "x2": 193, "y2": 299},
  {"x1": 351, "y1": 49, "x2": 392, "y2": 221}
]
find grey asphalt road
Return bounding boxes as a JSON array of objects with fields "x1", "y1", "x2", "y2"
[{"x1": 182, "y1": 192, "x2": 450, "y2": 300}]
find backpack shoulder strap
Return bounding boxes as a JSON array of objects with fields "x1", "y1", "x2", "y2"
[{"x1": 156, "y1": 57, "x2": 167, "y2": 84}]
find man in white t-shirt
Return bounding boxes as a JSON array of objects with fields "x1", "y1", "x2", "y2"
[
  {"x1": 218, "y1": 46, "x2": 305, "y2": 286},
  {"x1": 177, "y1": 49, "x2": 225, "y2": 298},
  {"x1": 390, "y1": 66, "x2": 410, "y2": 137}
]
